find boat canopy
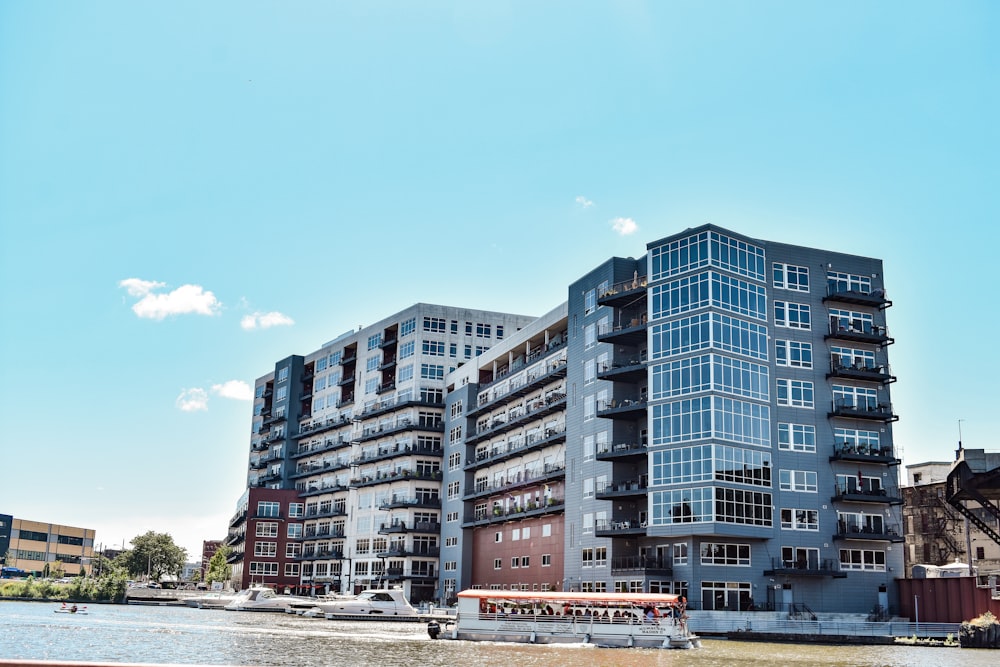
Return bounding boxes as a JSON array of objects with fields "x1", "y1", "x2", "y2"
[{"x1": 456, "y1": 589, "x2": 680, "y2": 606}]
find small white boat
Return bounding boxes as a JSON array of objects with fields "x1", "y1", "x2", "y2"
[
  {"x1": 184, "y1": 590, "x2": 243, "y2": 609},
  {"x1": 438, "y1": 590, "x2": 699, "y2": 649},
  {"x1": 302, "y1": 588, "x2": 419, "y2": 620},
  {"x1": 223, "y1": 586, "x2": 319, "y2": 613}
]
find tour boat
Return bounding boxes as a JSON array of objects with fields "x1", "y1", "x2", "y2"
[
  {"x1": 437, "y1": 590, "x2": 699, "y2": 649},
  {"x1": 301, "y1": 588, "x2": 420, "y2": 620},
  {"x1": 223, "y1": 586, "x2": 319, "y2": 613}
]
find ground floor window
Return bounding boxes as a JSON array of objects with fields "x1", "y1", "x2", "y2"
[{"x1": 701, "y1": 581, "x2": 751, "y2": 611}]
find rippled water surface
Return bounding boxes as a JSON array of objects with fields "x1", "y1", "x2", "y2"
[{"x1": 0, "y1": 601, "x2": 988, "y2": 666}]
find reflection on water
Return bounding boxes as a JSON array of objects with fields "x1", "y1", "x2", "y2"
[{"x1": 0, "y1": 601, "x2": 987, "y2": 667}]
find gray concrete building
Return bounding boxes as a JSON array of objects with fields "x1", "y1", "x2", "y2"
[{"x1": 559, "y1": 224, "x2": 901, "y2": 614}]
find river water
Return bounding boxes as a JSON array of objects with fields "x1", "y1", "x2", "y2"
[{"x1": 0, "y1": 601, "x2": 989, "y2": 667}]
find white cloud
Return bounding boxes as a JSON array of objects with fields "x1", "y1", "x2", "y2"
[
  {"x1": 575, "y1": 195, "x2": 594, "y2": 208},
  {"x1": 212, "y1": 380, "x2": 253, "y2": 401},
  {"x1": 611, "y1": 217, "x2": 639, "y2": 236},
  {"x1": 119, "y1": 279, "x2": 221, "y2": 320},
  {"x1": 176, "y1": 388, "x2": 209, "y2": 412},
  {"x1": 241, "y1": 311, "x2": 295, "y2": 330},
  {"x1": 119, "y1": 278, "x2": 166, "y2": 298}
]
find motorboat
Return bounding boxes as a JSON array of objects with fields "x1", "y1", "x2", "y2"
[
  {"x1": 302, "y1": 588, "x2": 419, "y2": 620},
  {"x1": 184, "y1": 590, "x2": 244, "y2": 609},
  {"x1": 437, "y1": 590, "x2": 700, "y2": 649},
  {"x1": 223, "y1": 586, "x2": 319, "y2": 613}
]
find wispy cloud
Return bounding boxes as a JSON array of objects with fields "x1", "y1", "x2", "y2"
[
  {"x1": 610, "y1": 217, "x2": 639, "y2": 236},
  {"x1": 119, "y1": 278, "x2": 221, "y2": 320},
  {"x1": 176, "y1": 388, "x2": 209, "y2": 412},
  {"x1": 212, "y1": 380, "x2": 253, "y2": 401},
  {"x1": 575, "y1": 195, "x2": 594, "y2": 209},
  {"x1": 241, "y1": 311, "x2": 295, "y2": 330}
]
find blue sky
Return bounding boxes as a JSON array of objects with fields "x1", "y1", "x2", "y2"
[{"x1": 1, "y1": 2, "x2": 996, "y2": 559}]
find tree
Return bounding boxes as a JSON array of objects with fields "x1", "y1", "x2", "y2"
[
  {"x1": 205, "y1": 545, "x2": 232, "y2": 587},
  {"x1": 122, "y1": 531, "x2": 187, "y2": 582}
]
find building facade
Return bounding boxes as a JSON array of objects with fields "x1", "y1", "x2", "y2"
[
  {"x1": 0, "y1": 514, "x2": 95, "y2": 578},
  {"x1": 441, "y1": 304, "x2": 569, "y2": 600},
  {"x1": 228, "y1": 304, "x2": 536, "y2": 602},
  {"x1": 558, "y1": 225, "x2": 901, "y2": 614}
]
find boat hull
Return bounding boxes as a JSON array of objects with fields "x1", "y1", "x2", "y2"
[{"x1": 447, "y1": 618, "x2": 699, "y2": 649}]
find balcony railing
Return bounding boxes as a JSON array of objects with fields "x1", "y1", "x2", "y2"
[
  {"x1": 823, "y1": 285, "x2": 892, "y2": 310},
  {"x1": 610, "y1": 555, "x2": 672, "y2": 575},
  {"x1": 829, "y1": 399, "x2": 898, "y2": 423},
  {"x1": 465, "y1": 426, "x2": 566, "y2": 470},
  {"x1": 468, "y1": 393, "x2": 567, "y2": 443},
  {"x1": 827, "y1": 359, "x2": 896, "y2": 384},
  {"x1": 825, "y1": 321, "x2": 894, "y2": 346},
  {"x1": 763, "y1": 556, "x2": 846, "y2": 578},
  {"x1": 377, "y1": 520, "x2": 441, "y2": 535},
  {"x1": 595, "y1": 518, "x2": 646, "y2": 537},
  {"x1": 834, "y1": 520, "x2": 903, "y2": 542},
  {"x1": 832, "y1": 483, "x2": 903, "y2": 505},
  {"x1": 468, "y1": 354, "x2": 566, "y2": 416},
  {"x1": 354, "y1": 442, "x2": 443, "y2": 467},
  {"x1": 596, "y1": 478, "x2": 648, "y2": 499},
  {"x1": 830, "y1": 442, "x2": 900, "y2": 465},
  {"x1": 464, "y1": 498, "x2": 565, "y2": 527},
  {"x1": 596, "y1": 440, "x2": 648, "y2": 461},
  {"x1": 597, "y1": 275, "x2": 648, "y2": 307},
  {"x1": 596, "y1": 397, "x2": 647, "y2": 419},
  {"x1": 462, "y1": 464, "x2": 566, "y2": 501}
]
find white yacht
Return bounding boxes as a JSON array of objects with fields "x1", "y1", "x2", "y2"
[
  {"x1": 302, "y1": 588, "x2": 419, "y2": 620},
  {"x1": 224, "y1": 586, "x2": 319, "y2": 613}
]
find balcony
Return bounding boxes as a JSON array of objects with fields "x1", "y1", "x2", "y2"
[
  {"x1": 376, "y1": 546, "x2": 440, "y2": 558},
  {"x1": 299, "y1": 549, "x2": 345, "y2": 561},
  {"x1": 465, "y1": 426, "x2": 567, "y2": 470},
  {"x1": 610, "y1": 555, "x2": 672, "y2": 577},
  {"x1": 470, "y1": 358, "x2": 569, "y2": 418},
  {"x1": 828, "y1": 399, "x2": 898, "y2": 423},
  {"x1": 462, "y1": 464, "x2": 566, "y2": 502},
  {"x1": 595, "y1": 518, "x2": 646, "y2": 538},
  {"x1": 823, "y1": 285, "x2": 892, "y2": 310},
  {"x1": 357, "y1": 417, "x2": 443, "y2": 443},
  {"x1": 351, "y1": 469, "x2": 443, "y2": 489},
  {"x1": 379, "y1": 495, "x2": 442, "y2": 511},
  {"x1": 294, "y1": 414, "x2": 354, "y2": 440},
  {"x1": 827, "y1": 359, "x2": 895, "y2": 385},
  {"x1": 597, "y1": 318, "x2": 648, "y2": 346},
  {"x1": 763, "y1": 557, "x2": 846, "y2": 578},
  {"x1": 596, "y1": 397, "x2": 647, "y2": 420},
  {"x1": 360, "y1": 392, "x2": 445, "y2": 420},
  {"x1": 301, "y1": 525, "x2": 346, "y2": 540},
  {"x1": 831, "y1": 483, "x2": 903, "y2": 505},
  {"x1": 597, "y1": 359, "x2": 646, "y2": 384},
  {"x1": 340, "y1": 351, "x2": 357, "y2": 366},
  {"x1": 379, "y1": 356, "x2": 397, "y2": 371},
  {"x1": 383, "y1": 567, "x2": 437, "y2": 582},
  {"x1": 379, "y1": 335, "x2": 397, "y2": 349},
  {"x1": 292, "y1": 435, "x2": 351, "y2": 458},
  {"x1": 305, "y1": 505, "x2": 348, "y2": 519},
  {"x1": 377, "y1": 520, "x2": 441, "y2": 535},
  {"x1": 834, "y1": 521, "x2": 904, "y2": 543},
  {"x1": 830, "y1": 442, "x2": 900, "y2": 466},
  {"x1": 337, "y1": 374, "x2": 356, "y2": 387},
  {"x1": 292, "y1": 459, "x2": 350, "y2": 479},
  {"x1": 462, "y1": 499, "x2": 565, "y2": 528},
  {"x1": 376, "y1": 381, "x2": 396, "y2": 395},
  {"x1": 297, "y1": 482, "x2": 349, "y2": 498},
  {"x1": 597, "y1": 276, "x2": 648, "y2": 308},
  {"x1": 596, "y1": 478, "x2": 648, "y2": 500},
  {"x1": 467, "y1": 393, "x2": 567, "y2": 445},
  {"x1": 825, "y1": 321, "x2": 894, "y2": 346},
  {"x1": 354, "y1": 442, "x2": 443, "y2": 467},
  {"x1": 596, "y1": 440, "x2": 647, "y2": 462}
]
